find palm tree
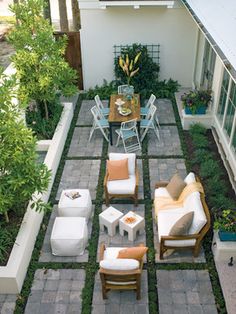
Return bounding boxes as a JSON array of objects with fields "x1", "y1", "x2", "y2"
[
  {"x1": 71, "y1": 0, "x2": 80, "y2": 31},
  {"x1": 58, "y1": 0, "x2": 69, "y2": 32}
]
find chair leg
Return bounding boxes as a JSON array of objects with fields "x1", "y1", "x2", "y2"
[
  {"x1": 89, "y1": 127, "x2": 95, "y2": 142},
  {"x1": 116, "y1": 132, "x2": 121, "y2": 147},
  {"x1": 136, "y1": 276, "x2": 141, "y2": 300},
  {"x1": 193, "y1": 243, "x2": 201, "y2": 257}
]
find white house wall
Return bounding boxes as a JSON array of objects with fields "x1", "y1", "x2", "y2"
[{"x1": 80, "y1": 7, "x2": 198, "y2": 89}]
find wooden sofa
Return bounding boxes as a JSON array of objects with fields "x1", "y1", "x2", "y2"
[{"x1": 154, "y1": 173, "x2": 211, "y2": 259}]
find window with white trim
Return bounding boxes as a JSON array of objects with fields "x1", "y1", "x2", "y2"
[
  {"x1": 200, "y1": 41, "x2": 216, "y2": 90},
  {"x1": 217, "y1": 69, "x2": 236, "y2": 155}
]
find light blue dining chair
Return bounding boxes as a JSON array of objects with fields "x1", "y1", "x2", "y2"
[
  {"x1": 115, "y1": 119, "x2": 141, "y2": 153},
  {"x1": 118, "y1": 85, "x2": 134, "y2": 95},
  {"x1": 140, "y1": 104, "x2": 160, "y2": 142},
  {"x1": 95, "y1": 95, "x2": 110, "y2": 116},
  {"x1": 140, "y1": 94, "x2": 156, "y2": 117},
  {"x1": 89, "y1": 106, "x2": 109, "y2": 142}
]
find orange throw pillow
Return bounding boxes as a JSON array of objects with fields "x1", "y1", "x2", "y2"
[
  {"x1": 107, "y1": 158, "x2": 129, "y2": 181},
  {"x1": 117, "y1": 247, "x2": 148, "y2": 260}
]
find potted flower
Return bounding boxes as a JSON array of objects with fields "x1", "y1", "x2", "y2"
[
  {"x1": 214, "y1": 209, "x2": 236, "y2": 241},
  {"x1": 181, "y1": 89, "x2": 212, "y2": 114}
]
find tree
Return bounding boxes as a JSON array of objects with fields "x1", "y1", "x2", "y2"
[
  {"x1": 0, "y1": 68, "x2": 51, "y2": 222},
  {"x1": 71, "y1": 0, "x2": 80, "y2": 31},
  {"x1": 8, "y1": 0, "x2": 78, "y2": 122},
  {"x1": 58, "y1": 0, "x2": 69, "y2": 31}
]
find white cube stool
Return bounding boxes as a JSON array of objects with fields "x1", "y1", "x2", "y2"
[
  {"x1": 50, "y1": 217, "x2": 88, "y2": 256},
  {"x1": 99, "y1": 206, "x2": 123, "y2": 236},
  {"x1": 58, "y1": 189, "x2": 92, "y2": 221},
  {"x1": 119, "y1": 211, "x2": 145, "y2": 241}
]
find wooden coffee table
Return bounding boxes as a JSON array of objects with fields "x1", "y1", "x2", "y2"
[{"x1": 108, "y1": 94, "x2": 141, "y2": 145}]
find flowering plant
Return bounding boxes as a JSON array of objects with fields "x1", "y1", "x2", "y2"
[
  {"x1": 181, "y1": 89, "x2": 212, "y2": 114},
  {"x1": 214, "y1": 209, "x2": 236, "y2": 232},
  {"x1": 118, "y1": 52, "x2": 141, "y2": 85}
]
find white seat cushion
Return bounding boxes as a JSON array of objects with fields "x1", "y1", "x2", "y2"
[
  {"x1": 158, "y1": 208, "x2": 196, "y2": 247},
  {"x1": 100, "y1": 258, "x2": 139, "y2": 271},
  {"x1": 184, "y1": 172, "x2": 196, "y2": 185},
  {"x1": 154, "y1": 187, "x2": 171, "y2": 198},
  {"x1": 109, "y1": 153, "x2": 136, "y2": 175},
  {"x1": 107, "y1": 174, "x2": 135, "y2": 194},
  {"x1": 184, "y1": 192, "x2": 207, "y2": 234}
]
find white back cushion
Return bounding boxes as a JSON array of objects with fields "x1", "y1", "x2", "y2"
[
  {"x1": 100, "y1": 259, "x2": 139, "y2": 270},
  {"x1": 109, "y1": 153, "x2": 136, "y2": 175},
  {"x1": 184, "y1": 172, "x2": 196, "y2": 185},
  {"x1": 184, "y1": 192, "x2": 207, "y2": 234}
]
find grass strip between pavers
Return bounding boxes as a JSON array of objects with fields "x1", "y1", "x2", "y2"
[{"x1": 13, "y1": 94, "x2": 226, "y2": 314}]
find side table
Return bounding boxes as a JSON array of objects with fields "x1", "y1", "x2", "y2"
[
  {"x1": 58, "y1": 189, "x2": 92, "y2": 222},
  {"x1": 119, "y1": 211, "x2": 145, "y2": 241},
  {"x1": 99, "y1": 206, "x2": 123, "y2": 236}
]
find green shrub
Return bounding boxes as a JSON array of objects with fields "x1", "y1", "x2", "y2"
[
  {"x1": 0, "y1": 227, "x2": 17, "y2": 264},
  {"x1": 192, "y1": 133, "x2": 209, "y2": 149},
  {"x1": 200, "y1": 159, "x2": 223, "y2": 179},
  {"x1": 205, "y1": 176, "x2": 227, "y2": 196},
  {"x1": 84, "y1": 80, "x2": 118, "y2": 100},
  {"x1": 189, "y1": 123, "x2": 207, "y2": 136},
  {"x1": 209, "y1": 195, "x2": 236, "y2": 209},
  {"x1": 114, "y1": 43, "x2": 160, "y2": 92},
  {"x1": 26, "y1": 98, "x2": 63, "y2": 139},
  {"x1": 192, "y1": 148, "x2": 212, "y2": 164},
  {"x1": 0, "y1": 69, "x2": 51, "y2": 221}
]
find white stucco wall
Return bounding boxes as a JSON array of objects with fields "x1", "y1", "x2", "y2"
[{"x1": 80, "y1": 6, "x2": 198, "y2": 89}]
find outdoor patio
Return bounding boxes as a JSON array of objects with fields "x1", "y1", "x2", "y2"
[{"x1": 1, "y1": 97, "x2": 218, "y2": 314}]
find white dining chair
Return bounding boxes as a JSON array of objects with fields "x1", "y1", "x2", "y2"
[
  {"x1": 89, "y1": 106, "x2": 109, "y2": 142},
  {"x1": 95, "y1": 95, "x2": 110, "y2": 116},
  {"x1": 140, "y1": 104, "x2": 160, "y2": 142},
  {"x1": 118, "y1": 85, "x2": 134, "y2": 95},
  {"x1": 115, "y1": 118, "x2": 141, "y2": 153},
  {"x1": 140, "y1": 94, "x2": 156, "y2": 117}
]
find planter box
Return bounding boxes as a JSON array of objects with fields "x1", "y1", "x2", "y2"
[
  {"x1": 0, "y1": 102, "x2": 74, "y2": 294},
  {"x1": 219, "y1": 231, "x2": 236, "y2": 242},
  {"x1": 175, "y1": 89, "x2": 213, "y2": 130},
  {"x1": 184, "y1": 106, "x2": 207, "y2": 115},
  {"x1": 212, "y1": 231, "x2": 236, "y2": 261}
]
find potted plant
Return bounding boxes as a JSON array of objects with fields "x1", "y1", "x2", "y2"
[
  {"x1": 181, "y1": 89, "x2": 212, "y2": 115},
  {"x1": 214, "y1": 209, "x2": 236, "y2": 241}
]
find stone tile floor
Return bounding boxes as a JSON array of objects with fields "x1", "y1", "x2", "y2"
[
  {"x1": 1, "y1": 98, "x2": 219, "y2": 313},
  {"x1": 25, "y1": 269, "x2": 85, "y2": 314},
  {"x1": 157, "y1": 270, "x2": 217, "y2": 314}
]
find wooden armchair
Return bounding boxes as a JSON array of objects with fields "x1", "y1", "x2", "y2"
[
  {"x1": 104, "y1": 153, "x2": 139, "y2": 206},
  {"x1": 154, "y1": 175, "x2": 211, "y2": 259},
  {"x1": 99, "y1": 243, "x2": 144, "y2": 300}
]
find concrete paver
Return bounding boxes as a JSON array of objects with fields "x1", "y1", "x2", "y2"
[
  {"x1": 25, "y1": 269, "x2": 85, "y2": 314},
  {"x1": 157, "y1": 270, "x2": 217, "y2": 314}
]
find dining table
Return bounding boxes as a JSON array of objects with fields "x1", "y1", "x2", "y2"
[{"x1": 108, "y1": 94, "x2": 141, "y2": 145}]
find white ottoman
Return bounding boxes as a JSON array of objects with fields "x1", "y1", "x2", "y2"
[
  {"x1": 58, "y1": 189, "x2": 92, "y2": 221},
  {"x1": 99, "y1": 206, "x2": 123, "y2": 236},
  {"x1": 50, "y1": 217, "x2": 88, "y2": 256}
]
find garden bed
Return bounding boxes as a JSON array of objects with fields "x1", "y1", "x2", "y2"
[{"x1": 0, "y1": 102, "x2": 74, "y2": 294}]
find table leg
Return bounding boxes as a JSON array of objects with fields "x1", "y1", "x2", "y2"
[
  {"x1": 109, "y1": 123, "x2": 113, "y2": 145},
  {"x1": 137, "y1": 121, "x2": 141, "y2": 135}
]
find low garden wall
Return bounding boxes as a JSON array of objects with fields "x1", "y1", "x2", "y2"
[{"x1": 0, "y1": 102, "x2": 74, "y2": 294}]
